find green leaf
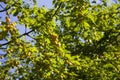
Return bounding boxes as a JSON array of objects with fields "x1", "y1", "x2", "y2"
[{"x1": 83, "y1": 21, "x2": 90, "y2": 29}]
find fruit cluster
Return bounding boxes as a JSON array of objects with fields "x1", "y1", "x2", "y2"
[{"x1": 50, "y1": 33, "x2": 60, "y2": 47}]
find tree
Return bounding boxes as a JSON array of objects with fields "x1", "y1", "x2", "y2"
[{"x1": 0, "y1": 0, "x2": 120, "y2": 79}]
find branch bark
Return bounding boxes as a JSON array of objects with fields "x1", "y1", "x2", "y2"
[
  {"x1": 52, "y1": 2, "x2": 62, "y2": 17},
  {"x1": 0, "y1": 29, "x2": 34, "y2": 47},
  {"x1": 0, "y1": 4, "x2": 10, "y2": 12}
]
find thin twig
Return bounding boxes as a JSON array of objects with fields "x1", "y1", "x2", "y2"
[
  {"x1": 52, "y1": 2, "x2": 62, "y2": 17},
  {"x1": 0, "y1": 2, "x2": 16, "y2": 12},
  {"x1": 0, "y1": 5, "x2": 10, "y2": 12},
  {"x1": 27, "y1": 34, "x2": 36, "y2": 40},
  {"x1": 0, "y1": 29, "x2": 34, "y2": 47},
  {"x1": 0, "y1": 47, "x2": 7, "y2": 49},
  {"x1": 17, "y1": 29, "x2": 34, "y2": 38},
  {"x1": 0, "y1": 4, "x2": 5, "y2": 9}
]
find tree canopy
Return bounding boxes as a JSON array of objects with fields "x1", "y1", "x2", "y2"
[{"x1": 0, "y1": 0, "x2": 120, "y2": 79}]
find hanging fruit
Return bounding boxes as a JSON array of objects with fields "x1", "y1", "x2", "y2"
[{"x1": 6, "y1": 15, "x2": 11, "y2": 23}]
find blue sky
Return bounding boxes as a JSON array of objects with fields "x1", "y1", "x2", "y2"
[{"x1": 37, "y1": 0, "x2": 53, "y2": 8}]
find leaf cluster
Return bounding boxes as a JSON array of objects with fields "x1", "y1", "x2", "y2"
[{"x1": 0, "y1": 0, "x2": 120, "y2": 79}]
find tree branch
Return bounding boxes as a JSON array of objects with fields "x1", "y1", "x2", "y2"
[
  {"x1": 0, "y1": 47, "x2": 7, "y2": 49},
  {"x1": 27, "y1": 34, "x2": 36, "y2": 40},
  {"x1": 0, "y1": 5, "x2": 10, "y2": 12},
  {"x1": 52, "y1": 2, "x2": 62, "y2": 17},
  {"x1": 0, "y1": 29, "x2": 34, "y2": 47},
  {"x1": 0, "y1": 4, "x2": 5, "y2": 9},
  {"x1": 0, "y1": 2, "x2": 16, "y2": 13},
  {"x1": 17, "y1": 29, "x2": 34, "y2": 38}
]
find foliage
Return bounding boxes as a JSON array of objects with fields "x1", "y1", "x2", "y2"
[{"x1": 0, "y1": 0, "x2": 120, "y2": 79}]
